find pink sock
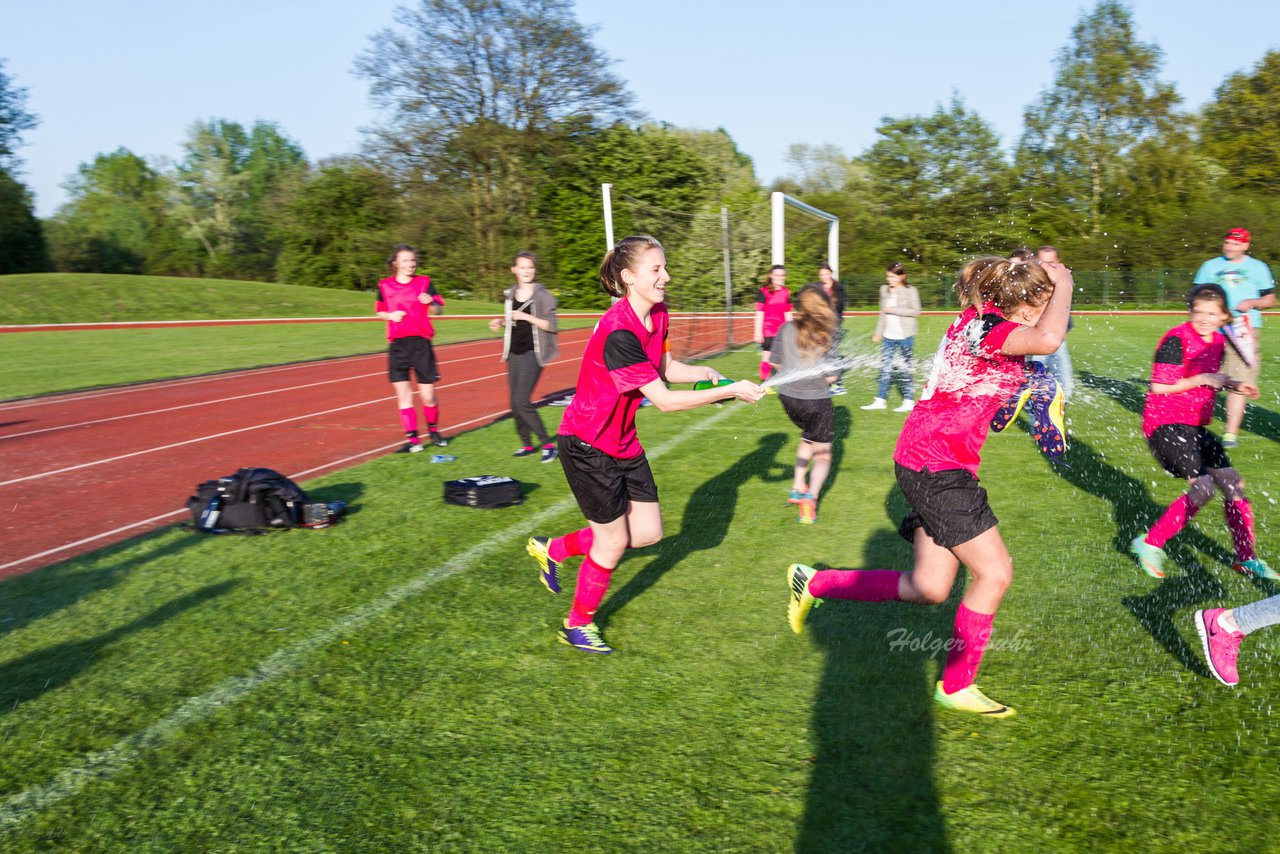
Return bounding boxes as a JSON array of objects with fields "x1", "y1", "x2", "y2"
[
  {"x1": 548, "y1": 528, "x2": 594, "y2": 563},
  {"x1": 941, "y1": 603, "x2": 996, "y2": 695},
  {"x1": 759, "y1": 362, "x2": 771, "y2": 382},
  {"x1": 399, "y1": 407, "x2": 418, "y2": 438},
  {"x1": 1146, "y1": 495, "x2": 1197, "y2": 548},
  {"x1": 568, "y1": 555, "x2": 613, "y2": 626},
  {"x1": 1225, "y1": 498, "x2": 1257, "y2": 561},
  {"x1": 423, "y1": 405, "x2": 439, "y2": 430},
  {"x1": 808, "y1": 569, "x2": 901, "y2": 601}
]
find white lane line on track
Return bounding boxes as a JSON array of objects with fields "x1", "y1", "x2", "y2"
[
  {"x1": 0, "y1": 355, "x2": 583, "y2": 488},
  {"x1": 0, "y1": 331, "x2": 573, "y2": 411},
  {"x1": 0, "y1": 404, "x2": 736, "y2": 830},
  {"x1": 0, "y1": 393, "x2": 547, "y2": 573}
]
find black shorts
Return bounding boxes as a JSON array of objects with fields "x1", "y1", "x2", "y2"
[
  {"x1": 1147, "y1": 424, "x2": 1231, "y2": 479},
  {"x1": 761, "y1": 336, "x2": 776, "y2": 352},
  {"x1": 780, "y1": 394, "x2": 835, "y2": 443},
  {"x1": 895, "y1": 462, "x2": 998, "y2": 549},
  {"x1": 557, "y1": 435, "x2": 660, "y2": 524},
  {"x1": 388, "y1": 336, "x2": 440, "y2": 384}
]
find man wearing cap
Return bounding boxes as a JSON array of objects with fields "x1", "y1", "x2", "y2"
[{"x1": 1193, "y1": 228, "x2": 1276, "y2": 447}]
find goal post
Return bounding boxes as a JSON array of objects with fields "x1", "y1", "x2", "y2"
[{"x1": 770, "y1": 191, "x2": 840, "y2": 278}]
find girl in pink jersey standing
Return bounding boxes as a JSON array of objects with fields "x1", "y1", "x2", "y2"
[
  {"x1": 527, "y1": 236, "x2": 765, "y2": 653},
  {"x1": 754, "y1": 265, "x2": 793, "y2": 382},
  {"x1": 376, "y1": 244, "x2": 448, "y2": 452},
  {"x1": 1129, "y1": 284, "x2": 1271, "y2": 582},
  {"x1": 787, "y1": 256, "x2": 1074, "y2": 718}
]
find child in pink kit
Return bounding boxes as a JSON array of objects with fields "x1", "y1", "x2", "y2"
[
  {"x1": 787, "y1": 256, "x2": 1074, "y2": 718},
  {"x1": 376, "y1": 244, "x2": 448, "y2": 452}
]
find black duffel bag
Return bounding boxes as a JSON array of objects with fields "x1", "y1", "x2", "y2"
[{"x1": 443, "y1": 475, "x2": 523, "y2": 508}]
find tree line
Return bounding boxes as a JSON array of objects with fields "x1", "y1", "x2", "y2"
[{"x1": 2, "y1": 0, "x2": 1279, "y2": 309}]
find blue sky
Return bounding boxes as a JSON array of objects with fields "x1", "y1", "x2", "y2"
[{"x1": 3, "y1": 0, "x2": 1278, "y2": 217}]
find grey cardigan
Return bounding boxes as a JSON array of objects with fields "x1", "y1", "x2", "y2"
[
  {"x1": 500, "y1": 282, "x2": 559, "y2": 366},
  {"x1": 873, "y1": 284, "x2": 921, "y2": 339}
]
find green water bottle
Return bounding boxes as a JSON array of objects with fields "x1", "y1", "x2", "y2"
[{"x1": 693, "y1": 378, "x2": 735, "y2": 390}]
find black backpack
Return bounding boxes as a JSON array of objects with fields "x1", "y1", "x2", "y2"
[{"x1": 187, "y1": 467, "x2": 318, "y2": 533}]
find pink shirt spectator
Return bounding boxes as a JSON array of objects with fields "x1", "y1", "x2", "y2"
[
  {"x1": 376, "y1": 275, "x2": 444, "y2": 341},
  {"x1": 558, "y1": 299, "x2": 670, "y2": 459},
  {"x1": 894, "y1": 303, "x2": 1024, "y2": 476},
  {"x1": 1142, "y1": 322, "x2": 1225, "y2": 437},
  {"x1": 755, "y1": 286, "x2": 792, "y2": 338}
]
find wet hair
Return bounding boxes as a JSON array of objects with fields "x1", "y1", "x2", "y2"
[
  {"x1": 954, "y1": 256, "x2": 1054, "y2": 313},
  {"x1": 793, "y1": 285, "x2": 835, "y2": 358},
  {"x1": 599, "y1": 235, "x2": 664, "y2": 299},
  {"x1": 386, "y1": 243, "x2": 417, "y2": 275},
  {"x1": 1188, "y1": 283, "x2": 1229, "y2": 314},
  {"x1": 885, "y1": 262, "x2": 910, "y2": 285},
  {"x1": 512, "y1": 251, "x2": 537, "y2": 266}
]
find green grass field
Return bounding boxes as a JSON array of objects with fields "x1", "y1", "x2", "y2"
[{"x1": 3, "y1": 319, "x2": 1280, "y2": 851}]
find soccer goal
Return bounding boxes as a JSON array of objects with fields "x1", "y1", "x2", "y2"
[{"x1": 770, "y1": 191, "x2": 840, "y2": 278}]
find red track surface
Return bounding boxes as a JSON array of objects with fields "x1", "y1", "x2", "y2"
[{"x1": 0, "y1": 331, "x2": 597, "y2": 579}]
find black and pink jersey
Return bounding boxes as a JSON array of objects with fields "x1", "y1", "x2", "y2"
[
  {"x1": 894, "y1": 303, "x2": 1024, "y2": 476},
  {"x1": 558, "y1": 300, "x2": 671, "y2": 459},
  {"x1": 376, "y1": 275, "x2": 444, "y2": 341},
  {"x1": 755, "y1": 286, "x2": 792, "y2": 338},
  {"x1": 1141, "y1": 322, "x2": 1225, "y2": 437}
]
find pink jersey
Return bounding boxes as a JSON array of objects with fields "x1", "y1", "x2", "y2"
[
  {"x1": 376, "y1": 275, "x2": 444, "y2": 341},
  {"x1": 755, "y1": 286, "x2": 792, "y2": 338},
  {"x1": 894, "y1": 303, "x2": 1024, "y2": 476},
  {"x1": 1141, "y1": 322, "x2": 1225, "y2": 437},
  {"x1": 558, "y1": 300, "x2": 670, "y2": 459}
]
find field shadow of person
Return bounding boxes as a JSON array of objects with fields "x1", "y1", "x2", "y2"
[
  {"x1": 0, "y1": 579, "x2": 241, "y2": 714},
  {"x1": 596, "y1": 433, "x2": 790, "y2": 624},
  {"x1": 1024, "y1": 427, "x2": 1262, "y2": 674},
  {"x1": 1079, "y1": 369, "x2": 1280, "y2": 444},
  {"x1": 816, "y1": 405, "x2": 852, "y2": 502},
  {"x1": 797, "y1": 486, "x2": 951, "y2": 853}
]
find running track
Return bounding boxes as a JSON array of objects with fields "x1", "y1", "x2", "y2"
[{"x1": 0, "y1": 331, "x2": 599, "y2": 578}]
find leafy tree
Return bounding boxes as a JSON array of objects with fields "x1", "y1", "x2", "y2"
[
  {"x1": 45, "y1": 148, "x2": 191, "y2": 274},
  {"x1": 860, "y1": 96, "x2": 1016, "y2": 274},
  {"x1": 356, "y1": 0, "x2": 635, "y2": 297},
  {"x1": 1200, "y1": 50, "x2": 1280, "y2": 193},
  {"x1": 0, "y1": 169, "x2": 47, "y2": 273},
  {"x1": 1017, "y1": 1, "x2": 1184, "y2": 248},
  {"x1": 0, "y1": 59, "x2": 37, "y2": 172},
  {"x1": 275, "y1": 161, "x2": 399, "y2": 290},
  {"x1": 782, "y1": 144, "x2": 856, "y2": 195}
]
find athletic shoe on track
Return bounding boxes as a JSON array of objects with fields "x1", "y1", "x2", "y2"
[
  {"x1": 527, "y1": 535, "x2": 560, "y2": 593},
  {"x1": 933, "y1": 682, "x2": 1016, "y2": 718},
  {"x1": 1130, "y1": 535, "x2": 1167, "y2": 579},
  {"x1": 513, "y1": 446, "x2": 537, "y2": 457},
  {"x1": 540, "y1": 445, "x2": 558, "y2": 463},
  {"x1": 798, "y1": 499, "x2": 817, "y2": 525},
  {"x1": 429, "y1": 430, "x2": 449, "y2": 447},
  {"x1": 1233, "y1": 558, "x2": 1279, "y2": 580},
  {"x1": 787, "y1": 563, "x2": 821, "y2": 633},
  {"x1": 398, "y1": 442, "x2": 424, "y2": 454},
  {"x1": 559, "y1": 621, "x2": 613, "y2": 654},
  {"x1": 787, "y1": 487, "x2": 811, "y2": 505},
  {"x1": 1195, "y1": 608, "x2": 1243, "y2": 686}
]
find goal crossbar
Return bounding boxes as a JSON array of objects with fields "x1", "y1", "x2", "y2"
[{"x1": 770, "y1": 192, "x2": 840, "y2": 278}]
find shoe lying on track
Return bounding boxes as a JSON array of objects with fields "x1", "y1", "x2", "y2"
[
  {"x1": 527, "y1": 536, "x2": 560, "y2": 593},
  {"x1": 558, "y1": 620, "x2": 613, "y2": 654}
]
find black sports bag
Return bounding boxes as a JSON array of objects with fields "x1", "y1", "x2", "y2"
[{"x1": 442, "y1": 475, "x2": 523, "y2": 508}]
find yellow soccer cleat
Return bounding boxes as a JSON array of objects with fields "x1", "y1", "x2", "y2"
[
  {"x1": 933, "y1": 682, "x2": 1017, "y2": 718},
  {"x1": 787, "y1": 563, "x2": 821, "y2": 633}
]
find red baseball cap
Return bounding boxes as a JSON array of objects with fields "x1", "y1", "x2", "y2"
[{"x1": 1224, "y1": 227, "x2": 1251, "y2": 243}]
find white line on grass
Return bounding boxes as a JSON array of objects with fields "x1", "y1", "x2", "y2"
[{"x1": 0, "y1": 403, "x2": 741, "y2": 830}]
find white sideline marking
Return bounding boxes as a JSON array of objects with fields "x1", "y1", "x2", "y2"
[{"x1": 0, "y1": 404, "x2": 738, "y2": 829}]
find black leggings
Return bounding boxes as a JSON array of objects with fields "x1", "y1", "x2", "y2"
[{"x1": 507, "y1": 349, "x2": 549, "y2": 446}]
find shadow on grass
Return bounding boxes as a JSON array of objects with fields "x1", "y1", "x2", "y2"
[
  {"x1": 596, "y1": 433, "x2": 790, "y2": 624},
  {"x1": 0, "y1": 579, "x2": 241, "y2": 714},
  {"x1": 308, "y1": 481, "x2": 365, "y2": 515},
  {"x1": 817, "y1": 405, "x2": 851, "y2": 502},
  {"x1": 1025, "y1": 427, "x2": 1271, "y2": 674},
  {"x1": 1079, "y1": 369, "x2": 1280, "y2": 443},
  {"x1": 798, "y1": 487, "x2": 951, "y2": 853}
]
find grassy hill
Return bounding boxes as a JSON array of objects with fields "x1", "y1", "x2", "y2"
[{"x1": 0, "y1": 273, "x2": 500, "y2": 325}]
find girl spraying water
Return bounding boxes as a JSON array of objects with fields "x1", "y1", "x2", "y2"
[
  {"x1": 770, "y1": 286, "x2": 840, "y2": 524},
  {"x1": 527, "y1": 236, "x2": 765, "y2": 654},
  {"x1": 787, "y1": 256, "x2": 1074, "y2": 718}
]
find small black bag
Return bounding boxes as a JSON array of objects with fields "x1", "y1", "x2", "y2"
[
  {"x1": 443, "y1": 475, "x2": 523, "y2": 508},
  {"x1": 187, "y1": 467, "x2": 339, "y2": 533}
]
